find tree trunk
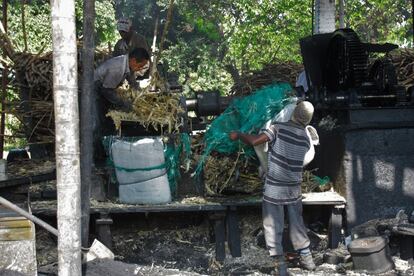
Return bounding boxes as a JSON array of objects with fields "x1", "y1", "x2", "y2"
[
  {"x1": 1, "y1": 0, "x2": 8, "y2": 159},
  {"x1": 80, "y1": 0, "x2": 95, "y2": 248},
  {"x1": 314, "y1": 0, "x2": 336, "y2": 34},
  {"x1": 51, "y1": 0, "x2": 81, "y2": 275},
  {"x1": 21, "y1": 0, "x2": 27, "y2": 52},
  {"x1": 339, "y1": 0, "x2": 345, "y2": 28}
]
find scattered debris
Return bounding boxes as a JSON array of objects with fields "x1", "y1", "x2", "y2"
[
  {"x1": 202, "y1": 154, "x2": 262, "y2": 196},
  {"x1": 38, "y1": 259, "x2": 204, "y2": 276},
  {"x1": 36, "y1": 228, "x2": 57, "y2": 267},
  {"x1": 318, "y1": 115, "x2": 339, "y2": 131},
  {"x1": 33, "y1": 207, "x2": 414, "y2": 275},
  {"x1": 7, "y1": 159, "x2": 55, "y2": 179},
  {"x1": 323, "y1": 244, "x2": 351, "y2": 265},
  {"x1": 230, "y1": 62, "x2": 304, "y2": 96},
  {"x1": 302, "y1": 169, "x2": 332, "y2": 193},
  {"x1": 388, "y1": 48, "x2": 414, "y2": 89}
]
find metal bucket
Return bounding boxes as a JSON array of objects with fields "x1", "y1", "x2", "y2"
[{"x1": 348, "y1": 236, "x2": 394, "y2": 274}]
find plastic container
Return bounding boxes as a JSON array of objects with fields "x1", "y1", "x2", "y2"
[
  {"x1": 348, "y1": 236, "x2": 394, "y2": 274},
  {"x1": 111, "y1": 137, "x2": 166, "y2": 185},
  {"x1": 0, "y1": 159, "x2": 6, "y2": 173},
  {"x1": 118, "y1": 174, "x2": 171, "y2": 204}
]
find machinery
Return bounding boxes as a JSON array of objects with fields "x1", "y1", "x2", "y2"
[
  {"x1": 299, "y1": 28, "x2": 414, "y2": 229},
  {"x1": 120, "y1": 91, "x2": 234, "y2": 136},
  {"x1": 300, "y1": 28, "x2": 409, "y2": 108},
  {"x1": 122, "y1": 27, "x2": 413, "y2": 137}
]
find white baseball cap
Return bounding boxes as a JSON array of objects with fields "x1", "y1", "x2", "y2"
[{"x1": 117, "y1": 18, "x2": 132, "y2": 32}]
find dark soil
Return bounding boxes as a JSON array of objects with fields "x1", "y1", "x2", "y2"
[{"x1": 36, "y1": 209, "x2": 414, "y2": 275}]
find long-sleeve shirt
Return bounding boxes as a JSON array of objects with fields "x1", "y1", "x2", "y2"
[
  {"x1": 94, "y1": 55, "x2": 130, "y2": 89},
  {"x1": 262, "y1": 121, "x2": 310, "y2": 205},
  {"x1": 113, "y1": 31, "x2": 150, "y2": 57}
]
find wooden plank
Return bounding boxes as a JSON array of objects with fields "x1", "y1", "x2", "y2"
[
  {"x1": 210, "y1": 212, "x2": 226, "y2": 262},
  {"x1": 0, "y1": 170, "x2": 56, "y2": 189},
  {"x1": 91, "y1": 204, "x2": 227, "y2": 214},
  {"x1": 0, "y1": 225, "x2": 34, "y2": 241},
  {"x1": 302, "y1": 192, "x2": 346, "y2": 204},
  {"x1": 226, "y1": 206, "x2": 241, "y2": 257},
  {"x1": 328, "y1": 206, "x2": 343, "y2": 249},
  {"x1": 0, "y1": 218, "x2": 31, "y2": 229},
  {"x1": 31, "y1": 200, "x2": 227, "y2": 216},
  {"x1": 220, "y1": 194, "x2": 346, "y2": 207},
  {"x1": 0, "y1": 216, "x2": 28, "y2": 222},
  {"x1": 96, "y1": 214, "x2": 113, "y2": 250},
  {"x1": 30, "y1": 191, "x2": 346, "y2": 216},
  {"x1": 0, "y1": 210, "x2": 23, "y2": 218},
  {"x1": 400, "y1": 236, "x2": 414, "y2": 263}
]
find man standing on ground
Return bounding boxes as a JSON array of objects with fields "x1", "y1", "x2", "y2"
[{"x1": 229, "y1": 101, "x2": 316, "y2": 276}]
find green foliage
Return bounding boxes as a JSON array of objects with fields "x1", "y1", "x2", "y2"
[
  {"x1": 74, "y1": 0, "x2": 119, "y2": 48},
  {"x1": 7, "y1": 0, "x2": 52, "y2": 53},
  {"x1": 175, "y1": 0, "x2": 313, "y2": 71},
  {"x1": 161, "y1": 41, "x2": 233, "y2": 96},
  {"x1": 2, "y1": 0, "x2": 413, "y2": 145},
  {"x1": 4, "y1": 0, "x2": 413, "y2": 73},
  {"x1": 113, "y1": 0, "x2": 162, "y2": 40},
  {"x1": 94, "y1": 0, "x2": 118, "y2": 47},
  {"x1": 4, "y1": 114, "x2": 26, "y2": 151},
  {"x1": 346, "y1": 0, "x2": 412, "y2": 47},
  {"x1": 193, "y1": 18, "x2": 220, "y2": 41},
  {"x1": 224, "y1": 0, "x2": 313, "y2": 69},
  {"x1": 180, "y1": 10, "x2": 220, "y2": 41},
  {"x1": 6, "y1": 0, "x2": 118, "y2": 52}
]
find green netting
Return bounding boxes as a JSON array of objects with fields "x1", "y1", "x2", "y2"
[
  {"x1": 164, "y1": 133, "x2": 192, "y2": 196},
  {"x1": 195, "y1": 83, "x2": 294, "y2": 175},
  {"x1": 313, "y1": 175, "x2": 330, "y2": 186}
]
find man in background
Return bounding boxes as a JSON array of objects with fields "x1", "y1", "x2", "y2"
[{"x1": 113, "y1": 18, "x2": 150, "y2": 57}]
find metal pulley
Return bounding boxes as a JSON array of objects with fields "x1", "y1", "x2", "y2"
[{"x1": 186, "y1": 91, "x2": 233, "y2": 117}]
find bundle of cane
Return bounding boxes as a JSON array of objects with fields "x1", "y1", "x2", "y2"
[{"x1": 230, "y1": 61, "x2": 303, "y2": 96}]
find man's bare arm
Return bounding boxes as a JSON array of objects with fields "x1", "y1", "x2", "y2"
[{"x1": 229, "y1": 132, "x2": 269, "y2": 146}]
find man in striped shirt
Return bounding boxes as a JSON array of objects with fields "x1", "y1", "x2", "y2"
[{"x1": 229, "y1": 101, "x2": 315, "y2": 275}]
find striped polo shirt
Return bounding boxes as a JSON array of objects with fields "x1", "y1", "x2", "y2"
[{"x1": 262, "y1": 121, "x2": 310, "y2": 205}]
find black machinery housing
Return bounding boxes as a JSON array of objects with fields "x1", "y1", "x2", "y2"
[
  {"x1": 300, "y1": 28, "x2": 408, "y2": 107},
  {"x1": 300, "y1": 29, "x2": 414, "y2": 229}
]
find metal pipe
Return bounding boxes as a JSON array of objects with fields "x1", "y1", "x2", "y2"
[
  {"x1": 185, "y1": 96, "x2": 234, "y2": 114},
  {"x1": 0, "y1": 196, "x2": 58, "y2": 236},
  {"x1": 185, "y1": 98, "x2": 197, "y2": 111}
]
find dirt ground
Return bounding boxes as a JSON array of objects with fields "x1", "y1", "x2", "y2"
[{"x1": 35, "y1": 210, "x2": 414, "y2": 276}]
